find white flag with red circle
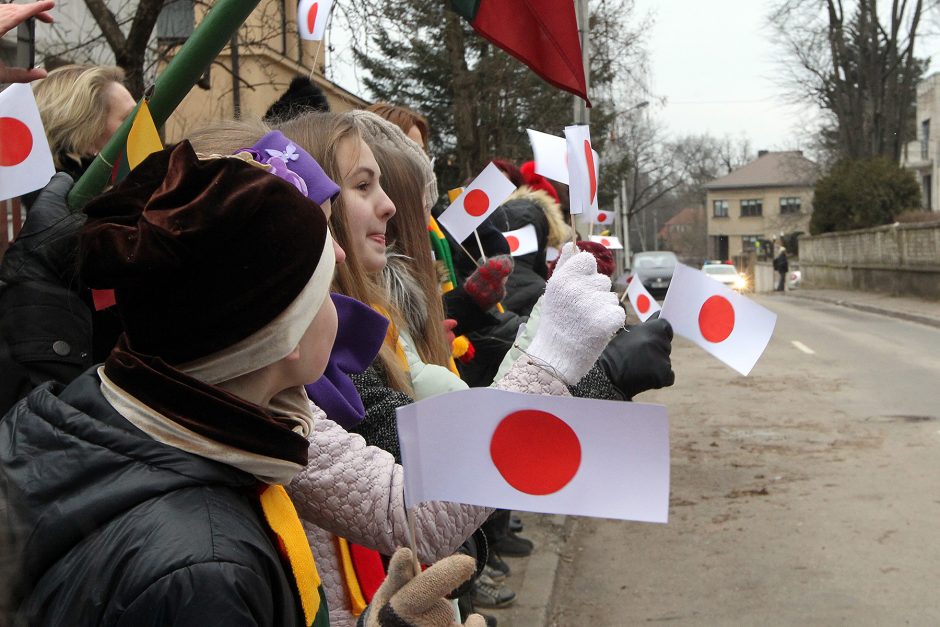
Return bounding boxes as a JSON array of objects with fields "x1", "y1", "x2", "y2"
[
  {"x1": 527, "y1": 128, "x2": 598, "y2": 187},
  {"x1": 397, "y1": 388, "x2": 670, "y2": 523},
  {"x1": 589, "y1": 234, "x2": 623, "y2": 250},
  {"x1": 660, "y1": 263, "x2": 777, "y2": 376},
  {"x1": 591, "y1": 208, "x2": 614, "y2": 225},
  {"x1": 565, "y1": 125, "x2": 598, "y2": 215},
  {"x1": 0, "y1": 84, "x2": 55, "y2": 202},
  {"x1": 437, "y1": 162, "x2": 516, "y2": 243},
  {"x1": 501, "y1": 224, "x2": 538, "y2": 257},
  {"x1": 626, "y1": 273, "x2": 661, "y2": 322},
  {"x1": 298, "y1": 0, "x2": 333, "y2": 40}
]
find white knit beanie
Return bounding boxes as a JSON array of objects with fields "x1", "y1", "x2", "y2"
[{"x1": 344, "y1": 109, "x2": 439, "y2": 211}]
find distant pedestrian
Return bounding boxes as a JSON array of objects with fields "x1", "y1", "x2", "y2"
[{"x1": 774, "y1": 247, "x2": 789, "y2": 291}]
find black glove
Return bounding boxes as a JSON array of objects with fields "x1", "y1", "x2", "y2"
[{"x1": 597, "y1": 318, "x2": 675, "y2": 400}]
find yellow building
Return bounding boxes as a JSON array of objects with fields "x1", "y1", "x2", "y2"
[
  {"x1": 159, "y1": 0, "x2": 367, "y2": 141},
  {"x1": 704, "y1": 151, "x2": 818, "y2": 261}
]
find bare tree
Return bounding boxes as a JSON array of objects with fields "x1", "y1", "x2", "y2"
[{"x1": 769, "y1": 0, "x2": 931, "y2": 162}]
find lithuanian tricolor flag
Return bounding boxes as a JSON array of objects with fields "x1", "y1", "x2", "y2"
[
  {"x1": 450, "y1": 0, "x2": 589, "y2": 104},
  {"x1": 110, "y1": 99, "x2": 163, "y2": 184}
]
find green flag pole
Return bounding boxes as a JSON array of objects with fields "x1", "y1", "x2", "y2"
[{"x1": 68, "y1": 0, "x2": 262, "y2": 210}]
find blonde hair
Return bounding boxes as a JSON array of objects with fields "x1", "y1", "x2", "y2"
[
  {"x1": 277, "y1": 112, "x2": 414, "y2": 394},
  {"x1": 32, "y1": 65, "x2": 126, "y2": 169}
]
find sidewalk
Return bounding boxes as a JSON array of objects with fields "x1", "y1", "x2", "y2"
[{"x1": 781, "y1": 287, "x2": 940, "y2": 328}]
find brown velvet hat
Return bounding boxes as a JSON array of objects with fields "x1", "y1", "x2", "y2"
[{"x1": 80, "y1": 141, "x2": 330, "y2": 365}]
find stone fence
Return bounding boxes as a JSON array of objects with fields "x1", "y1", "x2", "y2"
[{"x1": 798, "y1": 222, "x2": 940, "y2": 300}]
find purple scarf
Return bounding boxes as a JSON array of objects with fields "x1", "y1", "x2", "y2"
[{"x1": 305, "y1": 293, "x2": 388, "y2": 428}]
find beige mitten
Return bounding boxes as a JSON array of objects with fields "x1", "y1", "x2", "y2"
[{"x1": 367, "y1": 548, "x2": 486, "y2": 627}]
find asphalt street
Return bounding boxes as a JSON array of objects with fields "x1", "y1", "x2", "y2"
[{"x1": 497, "y1": 294, "x2": 940, "y2": 626}]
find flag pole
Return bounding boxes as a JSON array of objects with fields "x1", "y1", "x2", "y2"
[
  {"x1": 472, "y1": 228, "x2": 487, "y2": 262},
  {"x1": 68, "y1": 0, "x2": 263, "y2": 210}
]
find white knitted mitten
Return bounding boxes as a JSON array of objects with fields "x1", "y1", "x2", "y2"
[{"x1": 526, "y1": 245, "x2": 626, "y2": 384}]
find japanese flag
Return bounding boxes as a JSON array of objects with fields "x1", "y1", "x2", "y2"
[
  {"x1": 437, "y1": 162, "x2": 516, "y2": 243},
  {"x1": 565, "y1": 125, "x2": 598, "y2": 215},
  {"x1": 589, "y1": 235, "x2": 623, "y2": 250},
  {"x1": 660, "y1": 263, "x2": 777, "y2": 376},
  {"x1": 397, "y1": 388, "x2": 670, "y2": 523},
  {"x1": 626, "y1": 274, "x2": 661, "y2": 322},
  {"x1": 591, "y1": 207, "x2": 614, "y2": 225},
  {"x1": 298, "y1": 0, "x2": 333, "y2": 41},
  {"x1": 527, "y1": 128, "x2": 598, "y2": 187},
  {"x1": 0, "y1": 84, "x2": 55, "y2": 202},
  {"x1": 502, "y1": 224, "x2": 538, "y2": 257}
]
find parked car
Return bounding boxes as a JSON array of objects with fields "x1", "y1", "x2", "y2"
[
  {"x1": 701, "y1": 262, "x2": 748, "y2": 291},
  {"x1": 631, "y1": 251, "x2": 679, "y2": 299}
]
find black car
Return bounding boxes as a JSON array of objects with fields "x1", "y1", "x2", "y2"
[{"x1": 631, "y1": 251, "x2": 678, "y2": 299}]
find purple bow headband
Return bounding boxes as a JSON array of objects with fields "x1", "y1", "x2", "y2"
[{"x1": 238, "y1": 130, "x2": 340, "y2": 205}]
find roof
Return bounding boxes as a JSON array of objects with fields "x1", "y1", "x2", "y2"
[
  {"x1": 705, "y1": 151, "x2": 819, "y2": 190},
  {"x1": 663, "y1": 207, "x2": 701, "y2": 227}
]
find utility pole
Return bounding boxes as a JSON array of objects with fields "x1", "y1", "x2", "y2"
[{"x1": 572, "y1": 0, "x2": 590, "y2": 125}]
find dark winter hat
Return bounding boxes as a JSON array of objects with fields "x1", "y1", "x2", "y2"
[
  {"x1": 80, "y1": 141, "x2": 333, "y2": 365},
  {"x1": 547, "y1": 240, "x2": 616, "y2": 278},
  {"x1": 265, "y1": 76, "x2": 330, "y2": 121}
]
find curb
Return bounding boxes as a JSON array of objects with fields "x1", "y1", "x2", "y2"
[{"x1": 786, "y1": 292, "x2": 940, "y2": 330}]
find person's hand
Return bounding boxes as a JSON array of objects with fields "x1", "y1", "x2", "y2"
[
  {"x1": 0, "y1": 1, "x2": 55, "y2": 84},
  {"x1": 598, "y1": 318, "x2": 675, "y2": 400},
  {"x1": 462, "y1": 255, "x2": 513, "y2": 311},
  {"x1": 527, "y1": 248, "x2": 625, "y2": 384},
  {"x1": 367, "y1": 548, "x2": 486, "y2": 627}
]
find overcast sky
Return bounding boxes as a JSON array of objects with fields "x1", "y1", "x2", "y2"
[
  {"x1": 633, "y1": 0, "x2": 940, "y2": 152},
  {"x1": 329, "y1": 1, "x2": 940, "y2": 156}
]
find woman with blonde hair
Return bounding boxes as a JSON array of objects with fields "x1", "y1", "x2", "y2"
[
  {"x1": 32, "y1": 64, "x2": 136, "y2": 179},
  {"x1": 188, "y1": 113, "x2": 626, "y2": 626}
]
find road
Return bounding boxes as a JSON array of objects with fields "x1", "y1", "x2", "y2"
[{"x1": 548, "y1": 295, "x2": 940, "y2": 626}]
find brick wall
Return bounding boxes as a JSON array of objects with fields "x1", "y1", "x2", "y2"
[{"x1": 799, "y1": 223, "x2": 940, "y2": 299}]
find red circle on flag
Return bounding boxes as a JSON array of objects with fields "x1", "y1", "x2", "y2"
[
  {"x1": 601, "y1": 238, "x2": 610, "y2": 247},
  {"x1": 584, "y1": 140, "x2": 597, "y2": 202},
  {"x1": 490, "y1": 409, "x2": 581, "y2": 495},
  {"x1": 463, "y1": 189, "x2": 490, "y2": 217},
  {"x1": 0, "y1": 117, "x2": 33, "y2": 167},
  {"x1": 698, "y1": 295, "x2": 735, "y2": 343},
  {"x1": 637, "y1": 294, "x2": 651, "y2": 314},
  {"x1": 506, "y1": 235, "x2": 520, "y2": 252},
  {"x1": 597, "y1": 212, "x2": 607, "y2": 222},
  {"x1": 307, "y1": 2, "x2": 319, "y2": 34}
]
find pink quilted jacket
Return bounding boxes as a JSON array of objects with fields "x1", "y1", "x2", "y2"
[{"x1": 288, "y1": 356, "x2": 570, "y2": 627}]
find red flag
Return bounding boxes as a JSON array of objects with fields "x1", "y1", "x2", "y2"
[{"x1": 453, "y1": 0, "x2": 590, "y2": 105}]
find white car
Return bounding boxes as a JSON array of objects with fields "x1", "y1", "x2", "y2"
[{"x1": 701, "y1": 263, "x2": 748, "y2": 291}]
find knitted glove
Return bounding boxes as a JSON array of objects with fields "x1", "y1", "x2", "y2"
[
  {"x1": 526, "y1": 244, "x2": 626, "y2": 384},
  {"x1": 367, "y1": 548, "x2": 486, "y2": 627},
  {"x1": 462, "y1": 255, "x2": 513, "y2": 311},
  {"x1": 598, "y1": 318, "x2": 675, "y2": 400}
]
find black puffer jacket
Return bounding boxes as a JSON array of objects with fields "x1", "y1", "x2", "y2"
[
  {"x1": 487, "y1": 196, "x2": 550, "y2": 318},
  {"x1": 0, "y1": 174, "x2": 123, "y2": 415},
  {"x1": 0, "y1": 370, "x2": 306, "y2": 626}
]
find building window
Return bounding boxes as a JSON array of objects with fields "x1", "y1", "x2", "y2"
[
  {"x1": 740, "y1": 199, "x2": 763, "y2": 217},
  {"x1": 713, "y1": 200, "x2": 728, "y2": 217},
  {"x1": 157, "y1": 0, "x2": 195, "y2": 45},
  {"x1": 741, "y1": 236, "x2": 761, "y2": 252},
  {"x1": 779, "y1": 197, "x2": 801, "y2": 214},
  {"x1": 924, "y1": 175, "x2": 932, "y2": 211},
  {"x1": 922, "y1": 119, "x2": 930, "y2": 161}
]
